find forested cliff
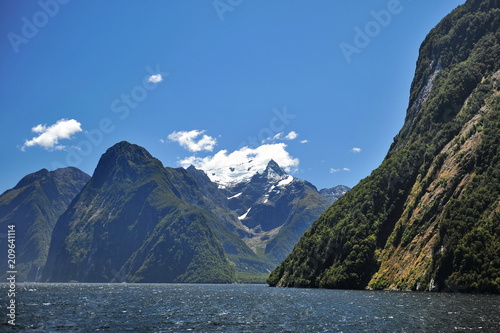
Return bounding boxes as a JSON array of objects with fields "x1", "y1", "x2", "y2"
[{"x1": 269, "y1": 0, "x2": 500, "y2": 293}]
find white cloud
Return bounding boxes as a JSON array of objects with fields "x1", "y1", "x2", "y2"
[
  {"x1": 179, "y1": 143, "x2": 299, "y2": 186},
  {"x1": 272, "y1": 132, "x2": 283, "y2": 141},
  {"x1": 167, "y1": 130, "x2": 217, "y2": 152},
  {"x1": 330, "y1": 167, "x2": 351, "y2": 173},
  {"x1": 22, "y1": 119, "x2": 82, "y2": 151},
  {"x1": 285, "y1": 131, "x2": 298, "y2": 140},
  {"x1": 32, "y1": 124, "x2": 46, "y2": 133},
  {"x1": 300, "y1": 140, "x2": 309, "y2": 144},
  {"x1": 352, "y1": 147, "x2": 362, "y2": 153},
  {"x1": 264, "y1": 131, "x2": 299, "y2": 143},
  {"x1": 148, "y1": 74, "x2": 163, "y2": 83}
]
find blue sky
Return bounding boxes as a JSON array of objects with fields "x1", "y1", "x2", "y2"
[{"x1": 0, "y1": 0, "x2": 465, "y2": 193}]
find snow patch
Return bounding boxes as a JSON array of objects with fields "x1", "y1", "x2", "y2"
[
  {"x1": 238, "y1": 207, "x2": 252, "y2": 220},
  {"x1": 228, "y1": 192, "x2": 242, "y2": 200},
  {"x1": 266, "y1": 168, "x2": 283, "y2": 182},
  {"x1": 278, "y1": 175, "x2": 294, "y2": 187},
  {"x1": 262, "y1": 194, "x2": 270, "y2": 204}
]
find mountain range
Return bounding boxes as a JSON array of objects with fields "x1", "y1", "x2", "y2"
[
  {"x1": 268, "y1": 0, "x2": 500, "y2": 293},
  {"x1": 0, "y1": 142, "x2": 348, "y2": 283}
]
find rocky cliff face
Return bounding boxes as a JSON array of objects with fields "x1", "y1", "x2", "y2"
[
  {"x1": 269, "y1": 0, "x2": 500, "y2": 293},
  {"x1": 0, "y1": 167, "x2": 90, "y2": 281}
]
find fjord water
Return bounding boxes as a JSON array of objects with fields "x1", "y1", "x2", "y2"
[{"x1": 5, "y1": 283, "x2": 499, "y2": 332}]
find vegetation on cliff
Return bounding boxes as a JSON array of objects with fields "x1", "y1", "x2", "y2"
[{"x1": 269, "y1": 0, "x2": 500, "y2": 293}]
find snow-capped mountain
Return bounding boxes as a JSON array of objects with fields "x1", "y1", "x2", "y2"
[
  {"x1": 187, "y1": 146, "x2": 299, "y2": 188},
  {"x1": 187, "y1": 158, "x2": 350, "y2": 265},
  {"x1": 219, "y1": 160, "x2": 346, "y2": 263},
  {"x1": 225, "y1": 160, "x2": 304, "y2": 231}
]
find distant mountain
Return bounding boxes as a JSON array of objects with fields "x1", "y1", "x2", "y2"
[
  {"x1": 191, "y1": 151, "x2": 298, "y2": 188},
  {"x1": 42, "y1": 142, "x2": 236, "y2": 283},
  {"x1": 222, "y1": 160, "x2": 336, "y2": 265},
  {"x1": 170, "y1": 165, "x2": 274, "y2": 281},
  {"x1": 269, "y1": 0, "x2": 500, "y2": 293},
  {"x1": 319, "y1": 186, "x2": 351, "y2": 204},
  {"x1": 185, "y1": 165, "x2": 251, "y2": 238},
  {"x1": 0, "y1": 167, "x2": 90, "y2": 281}
]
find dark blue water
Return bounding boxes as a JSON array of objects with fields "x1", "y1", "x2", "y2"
[{"x1": 2, "y1": 283, "x2": 499, "y2": 332}]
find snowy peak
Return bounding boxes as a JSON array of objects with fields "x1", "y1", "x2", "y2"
[
  {"x1": 252, "y1": 160, "x2": 291, "y2": 186},
  {"x1": 263, "y1": 159, "x2": 287, "y2": 179},
  {"x1": 187, "y1": 149, "x2": 299, "y2": 188},
  {"x1": 225, "y1": 160, "x2": 308, "y2": 231}
]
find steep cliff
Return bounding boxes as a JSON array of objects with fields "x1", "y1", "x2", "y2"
[{"x1": 269, "y1": 0, "x2": 500, "y2": 293}]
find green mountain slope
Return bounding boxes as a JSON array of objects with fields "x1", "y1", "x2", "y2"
[
  {"x1": 171, "y1": 166, "x2": 275, "y2": 282},
  {"x1": 42, "y1": 142, "x2": 236, "y2": 283},
  {"x1": 0, "y1": 167, "x2": 90, "y2": 281},
  {"x1": 264, "y1": 181, "x2": 332, "y2": 265},
  {"x1": 269, "y1": 0, "x2": 500, "y2": 293}
]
